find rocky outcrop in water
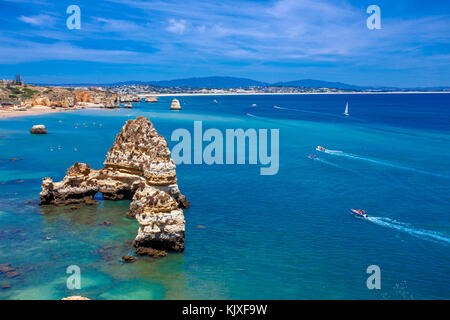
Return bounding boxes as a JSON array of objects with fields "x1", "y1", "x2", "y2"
[
  {"x1": 145, "y1": 96, "x2": 158, "y2": 103},
  {"x1": 170, "y1": 98, "x2": 181, "y2": 110},
  {"x1": 30, "y1": 125, "x2": 47, "y2": 134},
  {"x1": 39, "y1": 117, "x2": 189, "y2": 252},
  {"x1": 120, "y1": 94, "x2": 141, "y2": 103}
]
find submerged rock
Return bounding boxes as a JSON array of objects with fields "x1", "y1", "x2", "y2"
[
  {"x1": 135, "y1": 246, "x2": 167, "y2": 258},
  {"x1": 0, "y1": 265, "x2": 15, "y2": 273},
  {"x1": 170, "y1": 98, "x2": 181, "y2": 110},
  {"x1": 39, "y1": 117, "x2": 189, "y2": 252},
  {"x1": 30, "y1": 125, "x2": 47, "y2": 134},
  {"x1": 121, "y1": 255, "x2": 137, "y2": 263},
  {"x1": 84, "y1": 199, "x2": 98, "y2": 206},
  {"x1": 6, "y1": 271, "x2": 20, "y2": 278}
]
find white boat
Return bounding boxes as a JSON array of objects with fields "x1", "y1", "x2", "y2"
[
  {"x1": 343, "y1": 102, "x2": 349, "y2": 116},
  {"x1": 350, "y1": 209, "x2": 368, "y2": 218},
  {"x1": 316, "y1": 146, "x2": 326, "y2": 152}
]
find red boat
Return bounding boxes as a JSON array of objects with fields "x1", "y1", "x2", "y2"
[
  {"x1": 316, "y1": 146, "x2": 326, "y2": 152},
  {"x1": 350, "y1": 209, "x2": 368, "y2": 218}
]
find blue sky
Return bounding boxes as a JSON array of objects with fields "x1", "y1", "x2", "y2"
[{"x1": 0, "y1": 0, "x2": 449, "y2": 86}]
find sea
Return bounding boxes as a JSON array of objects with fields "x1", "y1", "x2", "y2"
[{"x1": 0, "y1": 93, "x2": 449, "y2": 299}]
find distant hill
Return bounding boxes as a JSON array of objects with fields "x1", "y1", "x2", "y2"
[
  {"x1": 98, "y1": 77, "x2": 268, "y2": 88},
  {"x1": 150, "y1": 76, "x2": 268, "y2": 88},
  {"x1": 273, "y1": 79, "x2": 365, "y2": 90},
  {"x1": 106, "y1": 77, "x2": 365, "y2": 89},
  {"x1": 36, "y1": 76, "x2": 449, "y2": 91}
]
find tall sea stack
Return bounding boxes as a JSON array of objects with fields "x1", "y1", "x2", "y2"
[
  {"x1": 170, "y1": 98, "x2": 181, "y2": 110},
  {"x1": 39, "y1": 117, "x2": 189, "y2": 252}
]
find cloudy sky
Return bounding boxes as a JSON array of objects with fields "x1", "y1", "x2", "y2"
[{"x1": 0, "y1": 0, "x2": 449, "y2": 86}]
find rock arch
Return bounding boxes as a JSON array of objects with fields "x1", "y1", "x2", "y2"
[{"x1": 39, "y1": 117, "x2": 189, "y2": 252}]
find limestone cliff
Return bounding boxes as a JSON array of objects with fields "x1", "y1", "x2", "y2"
[
  {"x1": 39, "y1": 117, "x2": 189, "y2": 252},
  {"x1": 0, "y1": 84, "x2": 120, "y2": 109}
]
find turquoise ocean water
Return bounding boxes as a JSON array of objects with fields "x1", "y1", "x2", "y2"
[{"x1": 0, "y1": 94, "x2": 449, "y2": 299}]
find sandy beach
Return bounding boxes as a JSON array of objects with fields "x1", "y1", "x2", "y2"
[
  {"x1": 0, "y1": 106, "x2": 67, "y2": 119},
  {"x1": 0, "y1": 104, "x2": 106, "y2": 119}
]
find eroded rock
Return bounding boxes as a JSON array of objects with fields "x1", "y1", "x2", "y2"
[
  {"x1": 30, "y1": 125, "x2": 47, "y2": 134},
  {"x1": 6, "y1": 271, "x2": 20, "y2": 278},
  {"x1": 0, "y1": 265, "x2": 15, "y2": 273},
  {"x1": 145, "y1": 96, "x2": 158, "y2": 103},
  {"x1": 121, "y1": 255, "x2": 137, "y2": 263},
  {"x1": 39, "y1": 117, "x2": 189, "y2": 252},
  {"x1": 135, "y1": 246, "x2": 167, "y2": 258},
  {"x1": 170, "y1": 98, "x2": 181, "y2": 110}
]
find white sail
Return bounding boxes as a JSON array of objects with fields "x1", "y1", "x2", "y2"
[{"x1": 344, "y1": 102, "x2": 349, "y2": 116}]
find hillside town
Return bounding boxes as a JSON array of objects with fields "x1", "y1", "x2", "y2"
[{"x1": 107, "y1": 84, "x2": 360, "y2": 95}]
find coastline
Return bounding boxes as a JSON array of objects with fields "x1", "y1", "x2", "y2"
[
  {"x1": 0, "y1": 105, "x2": 104, "y2": 120},
  {"x1": 150, "y1": 91, "x2": 450, "y2": 97},
  {"x1": 1, "y1": 91, "x2": 449, "y2": 119},
  {"x1": 0, "y1": 107, "x2": 67, "y2": 119},
  {"x1": 0, "y1": 91, "x2": 449, "y2": 300}
]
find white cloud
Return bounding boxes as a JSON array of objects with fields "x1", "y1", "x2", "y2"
[
  {"x1": 3, "y1": 0, "x2": 449, "y2": 78},
  {"x1": 0, "y1": 40, "x2": 142, "y2": 64},
  {"x1": 166, "y1": 18, "x2": 187, "y2": 34},
  {"x1": 94, "y1": 17, "x2": 141, "y2": 32},
  {"x1": 19, "y1": 14, "x2": 56, "y2": 27}
]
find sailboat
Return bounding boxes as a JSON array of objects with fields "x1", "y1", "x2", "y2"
[{"x1": 343, "y1": 102, "x2": 349, "y2": 116}]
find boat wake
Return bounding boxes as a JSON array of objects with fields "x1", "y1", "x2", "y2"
[
  {"x1": 320, "y1": 148, "x2": 449, "y2": 179},
  {"x1": 275, "y1": 106, "x2": 345, "y2": 118},
  {"x1": 308, "y1": 155, "x2": 358, "y2": 174},
  {"x1": 366, "y1": 217, "x2": 450, "y2": 245}
]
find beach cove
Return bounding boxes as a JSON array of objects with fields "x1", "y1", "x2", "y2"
[{"x1": 0, "y1": 94, "x2": 449, "y2": 299}]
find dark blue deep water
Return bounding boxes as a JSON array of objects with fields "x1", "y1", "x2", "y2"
[{"x1": 0, "y1": 93, "x2": 449, "y2": 299}]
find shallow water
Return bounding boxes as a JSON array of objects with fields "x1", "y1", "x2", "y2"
[{"x1": 0, "y1": 94, "x2": 449, "y2": 299}]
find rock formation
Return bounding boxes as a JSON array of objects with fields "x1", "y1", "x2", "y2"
[
  {"x1": 120, "y1": 94, "x2": 141, "y2": 103},
  {"x1": 170, "y1": 98, "x2": 181, "y2": 110},
  {"x1": 30, "y1": 124, "x2": 47, "y2": 134},
  {"x1": 1, "y1": 84, "x2": 121, "y2": 110},
  {"x1": 39, "y1": 117, "x2": 189, "y2": 253},
  {"x1": 145, "y1": 96, "x2": 158, "y2": 103}
]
